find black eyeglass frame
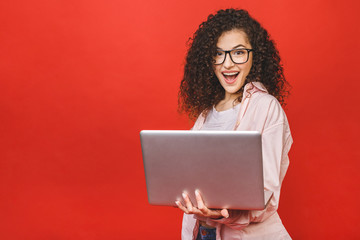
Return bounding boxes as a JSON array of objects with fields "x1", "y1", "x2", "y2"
[{"x1": 213, "y1": 48, "x2": 254, "y2": 65}]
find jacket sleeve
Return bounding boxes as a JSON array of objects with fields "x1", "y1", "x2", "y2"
[{"x1": 199, "y1": 99, "x2": 293, "y2": 230}]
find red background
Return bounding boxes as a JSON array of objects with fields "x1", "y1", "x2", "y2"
[{"x1": 1, "y1": 0, "x2": 360, "y2": 239}]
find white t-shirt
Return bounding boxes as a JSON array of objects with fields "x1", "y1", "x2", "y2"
[{"x1": 201, "y1": 103, "x2": 241, "y2": 131}]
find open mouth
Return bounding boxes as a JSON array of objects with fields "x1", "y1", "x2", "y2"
[{"x1": 222, "y1": 72, "x2": 239, "y2": 84}]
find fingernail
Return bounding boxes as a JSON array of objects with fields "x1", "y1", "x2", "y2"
[
  {"x1": 182, "y1": 192, "x2": 187, "y2": 198},
  {"x1": 175, "y1": 201, "x2": 180, "y2": 206},
  {"x1": 195, "y1": 190, "x2": 200, "y2": 196}
]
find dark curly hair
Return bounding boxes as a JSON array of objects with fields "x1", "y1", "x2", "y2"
[{"x1": 179, "y1": 8, "x2": 290, "y2": 119}]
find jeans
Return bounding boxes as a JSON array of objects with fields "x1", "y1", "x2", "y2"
[{"x1": 197, "y1": 226, "x2": 216, "y2": 240}]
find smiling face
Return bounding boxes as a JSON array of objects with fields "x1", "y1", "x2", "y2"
[{"x1": 213, "y1": 29, "x2": 253, "y2": 101}]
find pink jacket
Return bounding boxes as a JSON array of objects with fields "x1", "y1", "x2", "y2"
[{"x1": 181, "y1": 82, "x2": 293, "y2": 240}]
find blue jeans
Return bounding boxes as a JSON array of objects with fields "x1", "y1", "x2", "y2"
[{"x1": 197, "y1": 226, "x2": 216, "y2": 240}]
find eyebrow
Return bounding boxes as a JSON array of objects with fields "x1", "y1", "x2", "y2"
[{"x1": 217, "y1": 44, "x2": 247, "y2": 50}]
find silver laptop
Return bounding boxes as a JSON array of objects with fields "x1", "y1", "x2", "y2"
[{"x1": 140, "y1": 130, "x2": 273, "y2": 210}]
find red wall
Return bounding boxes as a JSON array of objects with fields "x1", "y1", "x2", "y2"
[{"x1": 1, "y1": 0, "x2": 359, "y2": 239}]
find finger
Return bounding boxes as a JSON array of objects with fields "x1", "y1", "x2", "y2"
[
  {"x1": 182, "y1": 192, "x2": 194, "y2": 212},
  {"x1": 177, "y1": 197, "x2": 202, "y2": 215},
  {"x1": 195, "y1": 190, "x2": 210, "y2": 215},
  {"x1": 175, "y1": 200, "x2": 189, "y2": 214},
  {"x1": 221, "y1": 209, "x2": 229, "y2": 218}
]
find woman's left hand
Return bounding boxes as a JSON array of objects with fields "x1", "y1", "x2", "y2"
[{"x1": 175, "y1": 190, "x2": 229, "y2": 219}]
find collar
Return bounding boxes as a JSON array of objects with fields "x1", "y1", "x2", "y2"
[{"x1": 243, "y1": 81, "x2": 268, "y2": 96}]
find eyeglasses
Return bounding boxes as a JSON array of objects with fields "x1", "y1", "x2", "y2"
[{"x1": 213, "y1": 48, "x2": 253, "y2": 65}]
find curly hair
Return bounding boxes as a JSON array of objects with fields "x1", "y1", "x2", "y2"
[{"x1": 178, "y1": 8, "x2": 290, "y2": 119}]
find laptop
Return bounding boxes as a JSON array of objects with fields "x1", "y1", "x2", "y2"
[{"x1": 140, "y1": 130, "x2": 273, "y2": 210}]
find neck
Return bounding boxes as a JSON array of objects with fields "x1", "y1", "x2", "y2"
[
  {"x1": 215, "y1": 92, "x2": 241, "y2": 112},
  {"x1": 224, "y1": 91, "x2": 241, "y2": 102}
]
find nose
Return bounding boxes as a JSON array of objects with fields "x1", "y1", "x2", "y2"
[{"x1": 223, "y1": 52, "x2": 235, "y2": 69}]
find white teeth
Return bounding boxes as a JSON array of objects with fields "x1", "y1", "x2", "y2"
[{"x1": 223, "y1": 72, "x2": 238, "y2": 76}]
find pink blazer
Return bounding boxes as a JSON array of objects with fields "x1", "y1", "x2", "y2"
[{"x1": 181, "y1": 82, "x2": 293, "y2": 240}]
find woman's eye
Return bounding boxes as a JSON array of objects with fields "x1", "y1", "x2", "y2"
[
  {"x1": 216, "y1": 51, "x2": 224, "y2": 56},
  {"x1": 233, "y1": 50, "x2": 246, "y2": 55}
]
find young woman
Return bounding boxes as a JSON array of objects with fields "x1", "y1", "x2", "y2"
[{"x1": 176, "y1": 9, "x2": 293, "y2": 240}]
